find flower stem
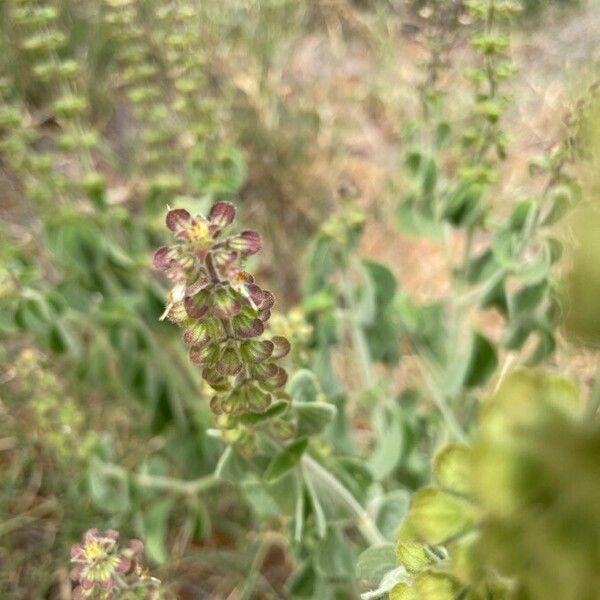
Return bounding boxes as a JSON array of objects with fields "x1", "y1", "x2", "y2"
[{"x1": 97, "y1": 461, "x2": 221, "y2": 496}]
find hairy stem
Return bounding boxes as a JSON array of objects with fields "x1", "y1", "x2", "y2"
[{"x1": 98, "y1": 461, "x2": 221, "y2": 496}]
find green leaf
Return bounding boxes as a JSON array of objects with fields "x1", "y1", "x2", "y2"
[
  {"x1": 288, "y1": 369, "x2": 320, "y2": 403},
  {"x1": 435, "y1": 122, "x2": 452, "y2": 148},
  {"x1": 398, "y1": 298, "x2": 447, "y2": 363},
  {"x1": 508, "y1": 198, "x2": 536, "y2": 231},
  {"x1": 405, "y1": 150, "x2": 423, "y2": 177},
  {"x1": 480, "y1": 272, "x2": 508, "y2": 315},
  {"x1": 14, "y1": 291, "x2": 52, "y2": 333},
  {"x1": 312, "y1": 346, "x2": 342, "y2": 396},
  {"x1": 87, "y1": 459, "x2": 130, "y2": 513},
  {"x1": 463, "y1": 331, "x2": 498, "y2": 388},
  {"x1": 465, "y1": 248, "x2": 496, "y2": 283},
  {"x1": 302, "y1": 289, "x2": 336, "y2": 314},
  {"x1": 433, "y1": 444, "x2": 472, "y2": 496},
  {"x1": 364, "y1": 260, "x2": 397, "y2": 309},
  {"x1": 396, "y1": 194, "x2": 441, "y2": 238},
  {"x1": 356, "y1": 543, "x2": 396, "y2": 585},
  {"x1": 542, "y1": 187, "x2": 572, "y2": 226},
  {"x1": 527, "y1": 328, "x2": 556, "y2": 365},
  {"x1": 240, "y1": 400, "x2": 288, "y2": 425},
  {"x1": 325, "y1": 392, "x2": 355, "y2": 453},
  {"x1": 266, "y1": 471, "x2": 299, "y2": 515},
  {"x1": 105, "y1": 239, "x2": 134, "y2": 268},
  {"x1": 356, "y1": 264, "x2": 377, "y2": 326},
  {"x1": 302, "y1": 457, "x2": 374, "y2": 534},
  {"x1": 142, "y1": 498, "x2": 174, "y2": 564},
  {"x1": 215, "y1": 446, "x2": 249, "y2": 483},
  {"x1": 304, "y1": 237, "x2": 335, "y2": 294},
  {"x1": 289, "y1": 559, "x2": 318, "y2": 598},
  {"x1": 48, "y1": 321, "x2": 77, "y2": 354},
  {"x1": 241, "y1": 477, "x2": 281, "y2": 517},
  {"x1": 190, "y1": 144, "x2": 245, "y2": 197},
  {"x1": 395, "y1": 537, "x2": 435, "y2": 574},
  {"x1": 409, "y1": 487, "x2": 476, "y2": 545},
  {"x1": 315, "y1": 526, "x2": 356, "y2": 579},
  {"x1": 503, "y1": 318, "x2": 536, "y2": 350},
  {"x1": 375, "y1": 490, "x2": 411, "y2": 540},
  {"x1": 493, "y1": 229, "x2": 520, "y2": 270},
  {"x1": 364, "y1": 566, "x2": 409, "y2": 599},
  {"x1": 336, "y1": 456, "x2": 374, "y2": 500},
  {"x1": 265, "y1": 437, "x2": 309, "y2": 482},
  {"x1": 509, "y1": 281, "x2": 547, "y2": 317},
  {"x1": 443, "y1": 182, "x2": 484, "y2": 227},
  {"x1": 547, "y1": 237, "x2": 563, "y2": 263},
  {"x1": 295, "y1": 402, "x2": 337, "y2": 436},
  {"x1": 368, "y1": 406, "x2": 403, "y2": 480},
  {"x1": 421, "y1": 157, "x2": 438, "y2": 197},
  {"x1": 304, "y1": 472, "x2": 327, "y2": 539},
  {"x1": 366, "y1": 314, "x2": 401, "y2": 365},
  {"x1": 517, "y1": 240, "x2": 551, "y2": 284}
]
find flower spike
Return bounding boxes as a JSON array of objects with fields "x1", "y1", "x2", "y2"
[{"x1": 154, "y1": 203, "x2": 290, "y2": 415}]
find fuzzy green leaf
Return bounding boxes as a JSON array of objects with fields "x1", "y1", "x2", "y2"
[
  {"x1": 433, "y1": 444, "x2": 473, "y2": 496},
  {"x1": 356, "y1": 543, "x2": 396, "y2": 584},
  {"x1": 409, "y1": 487, "x2": 476, "y2": 545},
  {"x1": 265, "y1": 437, "x2": 309, "y2": 482},
  {"x1": 288, "y1": 369, "x2": 320, "y2": 403},
  {"x1": 295, "y1": 402, "x2": 337, "y2": 436}
]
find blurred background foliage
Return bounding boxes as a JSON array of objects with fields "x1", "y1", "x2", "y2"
[{"x1": 0, "y1": 0, "x2": 599, "y2": 598}]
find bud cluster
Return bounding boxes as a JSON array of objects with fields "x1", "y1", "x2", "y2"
[
  {"x1": 70, "y1": 529, "x2": 161, "y2": 599},
  {"x1": 154, "y1": 202, "x2": 290, "y2": 415},
  {"x1": 4, "y1": 0, "x2": 103, "y2": 205},
  {"x1": 102, "y1": 0, "x2": 182, "y2": 192}
]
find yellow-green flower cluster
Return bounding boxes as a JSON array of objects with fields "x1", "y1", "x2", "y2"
[
  {"x1": 6, "y1": 0, "x2": 103, "y2": 204},
  {"x1": 460, "y1": 0, "x2": 521, "y2": 184},
  {"x1": 473, "y1": 370, "x2": 598, "y2": 600},
  {"x1": 269, "y1": 306, "x2": 313, "y2": 367},
  {"x1": 102, "y1": 0, "x2": 182, "y2": 192},
  {"x1": 10, "y1": 349, "x2": 97, "y2": 463},
  {"x1": 391, "y1": 370, "x2": 598, "y2": 600},
  {"x1": 320, "y1": 205, "x2": 366, "y2": 250},
  {"x1": 390, "y1": 443, "x2": 508, "y2": 599},
  {"x1": 101, "y1": 0, "x2": 222, "y2": 195}
]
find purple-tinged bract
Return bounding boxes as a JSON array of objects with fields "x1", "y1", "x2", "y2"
[{"x1": 154, "y1": 202, "x2": 290, "y2": 415}]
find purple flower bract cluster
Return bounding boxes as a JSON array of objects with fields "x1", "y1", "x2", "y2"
[
  {"x1": 70, "y1": 528, "x2": 159, "y2": 599},
  {"x1": 154, "y1": 202, "x2": 290, "y2": 415}
]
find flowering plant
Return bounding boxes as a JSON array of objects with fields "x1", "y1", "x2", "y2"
[
  {"x1": 153, "y1": 201, "x2": 290, "y2": 415},
  {"x1": 70, "y1": 529, "x2": 161, "y2": 599}
]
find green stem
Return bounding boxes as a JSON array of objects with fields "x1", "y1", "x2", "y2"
[
  {"x1": 0, "y1": 499, "x2": 58, "y2": 537},
  {"x1": 417, "y1": 362, "x2": 468, "y2": 443},
  {"x1": 237, "y1": 536, "x2": 271, "y2": 600},
  {"x1": 461, "y1": 224, "x2": 475, "y2": 278},
  {"x1": 98, "y1": 462, "x2": 221, "y2": 496},
  {"x1": 214, "y1": 444, "x2": 233, "y2": 479}
]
